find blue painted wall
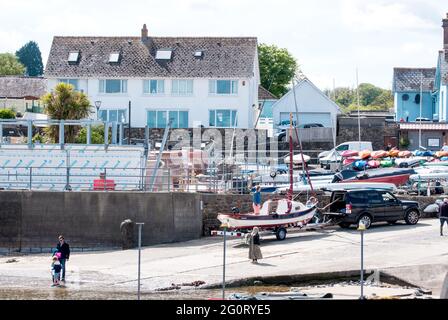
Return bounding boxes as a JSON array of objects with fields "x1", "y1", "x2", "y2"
[{"x1": 395, "y1": 91, "x2": 434, "y2": 121}]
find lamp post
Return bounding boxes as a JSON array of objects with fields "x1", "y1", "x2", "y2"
[
  {"x1": 357, "y1": 220, "x2": 366, "y2": 300},
  {"x1": 221, "y1": 222, "x2": 229, "y2": 300},
  {"x1": 95, "y1": 100, "x2": 102, "y2": 121},
  {"x1": 136, "y1": 222, "x2": 145, "y2": 300}
]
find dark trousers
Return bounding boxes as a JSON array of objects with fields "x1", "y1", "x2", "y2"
[
  {"x1": 441, "y1": 218, "x2": 448, "y2": 235},
  {"x1": 59, "y1": 259, "x2": 67, "y2": 280}
]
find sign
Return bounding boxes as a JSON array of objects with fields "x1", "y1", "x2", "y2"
[{"x1": 428, "y1": 138, "x2": 440, "y2": 147}]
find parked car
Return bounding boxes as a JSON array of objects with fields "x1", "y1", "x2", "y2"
[
  {"x1": 276, "y1": 123, "x2": 324, "y2": 142},
  {"x1": 319, "y1": 141, "x2": 373, "y2": 169},
  {"x1": 327, "y1": 189, "x2": 421, "y2": 229}
]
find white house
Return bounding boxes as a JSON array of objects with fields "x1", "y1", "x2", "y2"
[
  {"x1": 44, "y1": 25, "x2": 260, "y2": 129},
  {"x1": 272, "y1": 77, "x2": 341, "y2": 129}
]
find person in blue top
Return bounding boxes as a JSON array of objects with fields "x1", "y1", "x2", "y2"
[{"x1": 252, "y1": 185, "x2": 262, "y2": 215}]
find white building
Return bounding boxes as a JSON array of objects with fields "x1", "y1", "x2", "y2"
[
  {"x1": 45, "y1": 25, "x2": 260, "y2": 129},
  {"x1": 272, "y1": 77, "x2": 341, "y2": 129}
]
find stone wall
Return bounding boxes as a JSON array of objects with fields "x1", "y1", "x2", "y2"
[
  {"x1": 337, "y1": 117, "x2": 399, "y2": 150},
  {"x1": 0, "y1": 191, "x2": 202, "y2": 251}
]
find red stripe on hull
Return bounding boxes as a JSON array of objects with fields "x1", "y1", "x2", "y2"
[{"x1": 343, "y1": 174, "x2": 410, "y2": 186}]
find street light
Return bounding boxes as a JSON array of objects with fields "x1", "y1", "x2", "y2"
[
  {"x1": 221, "y1": 222, "x2": 229, "y2": 300},
  {"x1": 357, "y1": 220, "x2": 367, "y2": 300},
  {"x1": 94, "y1": 100, "x2": 102, "y2": 120},
  {"x1": 136, "y1": 222, "x2": 145, "y2": 300}
]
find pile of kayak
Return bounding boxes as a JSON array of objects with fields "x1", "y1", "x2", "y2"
[{"x1": 341, "y1": 149, "x2": 443, "y2": 171}]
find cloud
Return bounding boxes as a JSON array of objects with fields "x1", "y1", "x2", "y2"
[{"x1": 341, "y1": 0, "x2": 438, "y2": 32}]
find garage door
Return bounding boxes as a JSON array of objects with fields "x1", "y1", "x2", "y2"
[{"x1": 279, "y1": 112, "x2": 332, "y2": 127}]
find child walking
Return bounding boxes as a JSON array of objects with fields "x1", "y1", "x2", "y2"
[{"x1": 51, "y1": 256, "x2": 62, "y2": 286}]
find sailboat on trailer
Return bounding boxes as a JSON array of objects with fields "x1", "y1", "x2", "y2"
[{"x1": 217, "y1": 113, "x2": 317, "y2": 230}]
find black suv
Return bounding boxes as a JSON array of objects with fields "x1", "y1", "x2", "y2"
[{"x1": 328, "y1": 189, "x2": 420, "y2": 229}]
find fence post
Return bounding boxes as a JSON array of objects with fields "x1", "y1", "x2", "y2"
[
  {"x1": 86, "y1": 124, "x2": 91, "y2": 145},
  {"x1": 59, "y1": 120, "x2": 65, "y2": 149},
  {"x1": 27, "y1": 120, "x2": 33, "y2": 149},
  {"x1": 29, "y1": 167, "x2": 32, "y2": 190}
]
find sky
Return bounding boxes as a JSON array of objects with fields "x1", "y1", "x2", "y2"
[{"x1": 0, "y1": 0, "x2": 446, "y2": 90}]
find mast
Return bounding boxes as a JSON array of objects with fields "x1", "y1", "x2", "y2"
[
  {"x1": 419, "y1": 71, "x2": 423, "y2": 149},
  {"x1": 288, "y1": 113, "x2": 294, "y2": 201},
  {"x1": 356, "y1": 68, "x2": 361, "y2": 143}
]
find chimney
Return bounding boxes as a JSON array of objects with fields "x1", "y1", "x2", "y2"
[
  {"x1": 443, "y1": 13, "x2": 448, "y2": 49},
  {"x1": 141, "y1": 24, "x2": 148, "y2": 40}
]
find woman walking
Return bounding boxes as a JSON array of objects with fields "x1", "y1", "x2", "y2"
[{"x1": 248, "y1": 227, "x2": 263, "y2": 263}]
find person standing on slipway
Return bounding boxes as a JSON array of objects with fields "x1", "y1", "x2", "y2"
[{"x1": 56, "y1": 235, "x2": 70, "y2": 282}]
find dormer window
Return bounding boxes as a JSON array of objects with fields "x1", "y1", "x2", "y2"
[
  {"x1": 109, "y1": 53, "x2": 120, "y2": 63},
  {"x1": 194, "y1": 51, "x2": 203, "y2": 58},
  {"x1": 155, "y1": 49, "x2": 172, "y2": 60},
  {"x1": 68, "y1": 51, "x2": 80, "y2": 63}
]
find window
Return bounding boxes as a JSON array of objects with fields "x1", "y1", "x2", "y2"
[
  {"x1": 171, "y1": 80, "x2": 193, "y2": 95},
  {"x1": 68, "y1": 51, "x2": 79, "y2": 63},
  {"x1": 347, "y1": 192, "x2": 367, "y2": 205},
  {"x1": 155, "y1": 49, "x2": 172, "y2": 60},
  {"x1": 99, "y1": 109, "x2": 127, "y2": 123},
  {"x1": 415, "y1": 94, "x2": 421, "y2": 104},
  {"x1": 143, "y1": 80, "x2": 165, "y2": 94},
  {"x1": 209, "y1": 109, "x2": 237, "y2": 127},
  {"x1": 194, "y1": 51, "x2": 203, "y2": 57},
  {"x1": 146, "y1": 110, "x2": 189, "y2": 128},
  {"x1": 381, "y1": 192, "x2": 397, "y2": 204},
  {"x1": 58, "y1": 79, "x2": 79, "y2": 91},
  {"x1": 209, "y1": 80, "x2": 238, "y2": 94},
  {"x1": 402, "y1": 94, "x2": 409, "y2": 101},
  {"x1": 367, "y1": 192, "x2": 383, "y2": 205},
  {"x1": 336, "y1": 144, "x2": 349, "y2": 152},
  {"x1": 99, "y1": 80, "x2": 127, "y2": 94},
  {"x1": 109, "y1": 53, "x2": 120, "y2": 63}
]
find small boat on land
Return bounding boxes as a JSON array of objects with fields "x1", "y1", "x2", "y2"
[
  {"x1": 332, "y1": 168, "x2": 415, "y2": 186},
  {"x1": 217, "y1": 199, "x2": 316, "y2": 230},
  {"x1": 283, "y1": 154, "x2": 311, "y2": 165},
  {"x1": 371, "y1": 151, "x2": 388, "y2": 159},
  {"x1": 359, "y1": 150, "x2": 371, "y2": 159},
  {"x1": 341, "y1": 150, "x2": 359, "y2": 157}
]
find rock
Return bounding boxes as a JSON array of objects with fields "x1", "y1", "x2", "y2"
[{"x1": 120, "y1": 219, "x2": 135, "y2": 250}]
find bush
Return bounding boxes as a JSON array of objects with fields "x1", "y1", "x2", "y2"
[
  {"x1": 75, "y1": 125, "x2": 111, "y2": 144},
  {"x1": 0, "y1": 108, "x2": 16, "y2": 119},
  {"x1": 399, "y1": 136, "x2": 410, "y2": 149}
]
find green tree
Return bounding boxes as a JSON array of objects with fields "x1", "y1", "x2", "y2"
[
  {"x1": 258, "y1": 44, "x2": 298, "y2": 97},
  {"x1": 41, "y1": 83, "x2": 91, "y2": 143},
  {"x1": 16, "y1": 41, "x2": 44, "y2": 77},
  {"x1": 358, "y1": 83, "x2": 383, "y2": 106},
  {"x1": 0, "y1": 108, "x2": 16, "y2": 119},
  {"x1": 0, "y1": 53, "x2": 25, "y2": 75},
  {"x1": 334, "y1": 87, "x2": 355, "y2": 109}
]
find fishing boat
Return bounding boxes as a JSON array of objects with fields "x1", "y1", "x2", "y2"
[{"x1": 332, "y1": 167, "x2": 415, "y2": 186}]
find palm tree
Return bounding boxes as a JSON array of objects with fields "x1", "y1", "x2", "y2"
[{"x1": 41, "y1": 83, "x2": 91, "y2": 143}]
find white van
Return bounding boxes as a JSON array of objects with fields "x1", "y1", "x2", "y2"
[{"x1": 319, "y1": 141, "x2": 373, "y2": 169}]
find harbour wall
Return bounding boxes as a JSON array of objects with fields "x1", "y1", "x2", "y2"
[{"x1": 0, "y1": 191, "x2": 202, "y2": 252}]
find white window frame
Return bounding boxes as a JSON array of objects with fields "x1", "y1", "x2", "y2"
[
  {"x1": 98, "y1": 108, "x2": 128, "y2": 123},
  {"x1": 209, "y1": 80, "x2": 238, "y2": 95},
  {"x1": 208, "y1": 109, "x2": 238, "y2": 128},
  {"x1": 146, "y1": 109, "x2": 189, "y2": 128},
  {"x1": 171, "y1": 79, "x2": 193, "y2": 96},
  {"x1": 99, "y1": 79, "x2": 128, "y2": 94},
  {"x1": 143, "y1": 79, "x2": 165, "y2": 95}
]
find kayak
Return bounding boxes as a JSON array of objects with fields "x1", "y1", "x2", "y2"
[
  {"x1": 398, "y1": 151, "x2": 412, "y2": 158},
  {"x1": 341, "y1": 150, "x2": 359, "y2": 158},
  {"x1": 380, "y1": 160, "x2": 394, "y2": 168},
  {"x1": 353, "y1": 160, "x2": 368, "y2": 170},
  {"x1": 436, "y1": 151, "x2": 448, "y2": 158},
  {"x1": 359, "y1": 150, "x2": 371, "y2": 159},
  {"x1": 388, "y1": 149, "x2": 400, "y2": 157},
  {"x1": 368, "y1": 160, "x2": 381, "y2": 168},
  {"x1": 371, "y1": 151, "x2": 388, "y2": 159},
  {"x1": 343, "y1": 158, "x2": 357, "y2": 166}
]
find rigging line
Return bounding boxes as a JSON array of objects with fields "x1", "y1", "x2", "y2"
[
  {"x1": 254, "y1": 70, "x2": 279, "y2": 128},
  {"x1": 291, "y1": 77, "x2": 315, "y2": 196}
]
